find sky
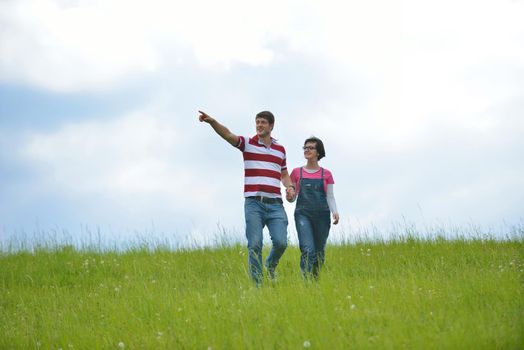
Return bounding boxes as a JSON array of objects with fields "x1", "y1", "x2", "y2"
[{"x1": 1, "y1": 0, "x2": 523, "y2": 248}]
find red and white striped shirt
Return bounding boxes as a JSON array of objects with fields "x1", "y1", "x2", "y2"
[{"x1": 236, "y1": 135, "x2": 287, "y2": 198}]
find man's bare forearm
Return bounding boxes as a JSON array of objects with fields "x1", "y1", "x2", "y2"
[
  {"x1": 281, "y1": 171, "x2": 293, "y2": 188},
  {"x1": 209, "y1": 120, "x2": 234, "y2": 143},
  {"x1": 199, "y1": 110, "x2": 239, "y2": 146}
]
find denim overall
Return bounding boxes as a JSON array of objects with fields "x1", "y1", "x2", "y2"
[{"x1": 294, "y1": 167, "x2": 331, "y2": 277}]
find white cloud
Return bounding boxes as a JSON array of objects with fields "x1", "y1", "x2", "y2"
[
  {"x1": 0, "y1": 0, "x2": 159, "y2": 90},
  {"x1": 0, "y1": 0, "x2": 315, "y2": 91},
  {"x1": 2, "y1": 0, "x2": 523, "y2": 97},
  {"x1": 23, "y1": 113, "x2": 175, "y2": 194},
  {"x1": 16, "y1": 108, "x2": 253, "y2": 233}
]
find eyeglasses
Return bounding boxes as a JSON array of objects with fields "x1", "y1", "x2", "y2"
[{"x1": 303, "y1": 146, "x2": 316, "y2": 151}]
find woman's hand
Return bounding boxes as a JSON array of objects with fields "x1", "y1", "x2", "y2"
[{"x1": 332, "y1": 213, "x2": 339, "y2": 225}]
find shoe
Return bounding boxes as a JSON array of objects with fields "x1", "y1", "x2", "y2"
[{"x1": 267, "y1": 267, "x2": 277, "y2": 281}]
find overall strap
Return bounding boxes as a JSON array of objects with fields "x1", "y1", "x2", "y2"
[
  {"x1": 300, "y1": 167, "x2": 303, "y2": 180},
  {"x1": 321, "y1": 167, "x2": 324, "y2": 179}
]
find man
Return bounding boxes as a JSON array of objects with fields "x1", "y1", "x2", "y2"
[{"x1": 198, "y1": 110, "x2": 295, "y2": 284}]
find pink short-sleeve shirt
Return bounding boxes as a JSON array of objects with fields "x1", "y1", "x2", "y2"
[
  {"x1": 290, "y1": 167, "x2": 335, "y2": 195},
  {"x1": 290, "y1": 168, "x2": 335, "y2": 194}
]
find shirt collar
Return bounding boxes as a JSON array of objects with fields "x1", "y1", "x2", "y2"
[{"x1": 252, "y1": 135, "x2": 277, "y2": 145}]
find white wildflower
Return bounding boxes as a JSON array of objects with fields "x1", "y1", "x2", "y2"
[
  {"x1": 118, "y1": 342, "x2": 125, "y2": 349},
  {"x1": 303, "y1": 340, "x2": 311, "y2": 348}
]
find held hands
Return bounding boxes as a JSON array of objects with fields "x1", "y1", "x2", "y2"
[{"x1": 285, "y1": 186, "x2": 296, "y2": 202}]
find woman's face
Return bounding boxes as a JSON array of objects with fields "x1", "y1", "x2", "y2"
[{"x1": 303, "y1": 141, "x2": 319, "y2": 160}]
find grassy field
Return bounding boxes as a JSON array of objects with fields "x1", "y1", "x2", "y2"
[{"x1": 1, "y1": 237, "x2": 522, "y2": 349}]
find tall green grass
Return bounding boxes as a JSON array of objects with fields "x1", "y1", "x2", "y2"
[{"x1": 1, "y1": 238, "x2": 522, "y2": 349}]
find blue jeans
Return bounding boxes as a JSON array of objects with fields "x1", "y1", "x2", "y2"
[
  {"x1": 295, "y1": 210, "x2": 330, "y2": 277},
  {"x1": 244, "y1": 198, "x2": 288, "y2": 284}
]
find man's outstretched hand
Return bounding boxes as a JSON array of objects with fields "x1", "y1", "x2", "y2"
[{"x1": 198, "y1": 110, "x2": 215, "y2": 124}]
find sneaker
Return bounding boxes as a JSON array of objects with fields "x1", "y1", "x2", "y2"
[{"x1": 267, "y1": 267, "x2": 277, "y2": 281}]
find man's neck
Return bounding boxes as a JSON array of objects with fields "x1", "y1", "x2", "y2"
[{"x1": 258, "y1": 134, "x2": 272, "y2": 147}]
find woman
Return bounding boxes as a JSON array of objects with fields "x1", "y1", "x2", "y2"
[{"x1": 286, "y1": 136, "x2": 339, "y2": 279}]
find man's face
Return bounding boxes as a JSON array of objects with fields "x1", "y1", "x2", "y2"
[{"x1": 255, "y1": 117, "x2": 273, "y2": 137}]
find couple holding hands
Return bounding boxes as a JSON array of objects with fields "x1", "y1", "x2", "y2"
[{"x1": 199, "y1": 110, "x2": 339, "y2": 285}]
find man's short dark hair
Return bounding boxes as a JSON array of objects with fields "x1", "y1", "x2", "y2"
[
  {"x1": 304, "y1": 136, "x2": 326, "y2": 160},
  {"x1": 255, "y1": 111, "x2": 275, "y2": 125}
]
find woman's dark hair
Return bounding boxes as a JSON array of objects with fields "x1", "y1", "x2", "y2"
[
  {"x1": 255, "y1": 111, "x2": 275, "y2": 125},
  {"x1": 304, "y1": 136, "x2": 326, "y2": 160}
]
